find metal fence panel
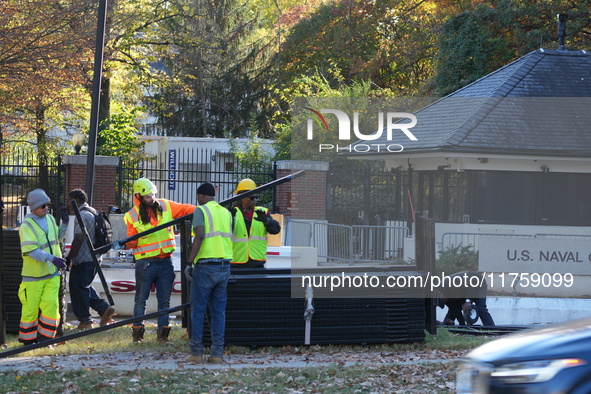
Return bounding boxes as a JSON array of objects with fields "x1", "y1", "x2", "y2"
[
  {"x1": 1, "y1": 149, "x2": 62, "y2": 229},
  {"x1": 315, "y1": 222, "x2": 353, "y2": 263},
  {"x1": 283, "y1": 219, "x2": 314, "y2": 247},
  {"x1": 286, "y1": 219, "x2": 410, "y2": 264},
  {"x1": 351, "y1": 225, "x2": 409, "y2": 261},
  {"x1": 117, "y1": 147, "x2": 275, "y2": 211},
  {"x1": 327, "y1": 162, "x2": 408, "y2": 226}
]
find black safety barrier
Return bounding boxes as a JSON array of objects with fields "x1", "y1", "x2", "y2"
[{"x1": 0, "y1": 303, "x2": 189, "y2": 358}]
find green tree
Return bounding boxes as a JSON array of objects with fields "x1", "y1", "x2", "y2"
[
  {"x1": 138, "y1": 0, "x2": 280, "y2": 138},
  {"x1": 227, "y1": 116, "x2": 275, "y2": 204},
  {"x1": 97, "y1": 107, "x2": 145, "y2": 160},
  {"x1": 0, "y1": 0, "x2": 95, "y2": 188},
  {"x1": 273, "y1": 0, "x2": 440, "y2": 97},
  {"x1": 434, "y1": 0, "x2": 591, "y2": 95}
]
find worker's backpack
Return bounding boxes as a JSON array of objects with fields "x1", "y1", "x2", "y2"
[{"x1": 81, "y1": 207, "x2": 113, "y2": 254}]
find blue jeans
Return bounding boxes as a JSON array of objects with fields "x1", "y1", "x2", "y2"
[
  {"x1": 133, "y1": 257, "x2": 175, "y2": 328},
  {"x1": 69, "y1": 261, "x2": 110, "y2": 323},
  {"x1": 473, "y1": 298, "x2": 495, "y2": 326},
  {"x1": 189, "y1": 262, "x2": 230, "y2": 357}
]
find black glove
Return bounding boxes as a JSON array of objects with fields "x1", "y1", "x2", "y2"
[
  {"x1": 184, "y1": 265, "x2": 193, "y2": 282},
  {"x1": 59, "y1": 207, "x2": 69, "y2": 225},
  {"x1": 254, "y1": 209, "x2": 269, "y2": 224},
  {"x1": 51, "y1": 257, "x2": 67, "y2": 270},
  {"x1": 229, "y1": 207, "x2": 236, "y2": 218}
]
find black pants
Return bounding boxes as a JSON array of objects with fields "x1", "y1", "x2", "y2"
[{"x1": 445, "y1": 298, "x2": 495, "y2": 326}]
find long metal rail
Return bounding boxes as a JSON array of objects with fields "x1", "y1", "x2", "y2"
[{"x1": 0, "y1": 304, "x2": 189, "y2": 358}]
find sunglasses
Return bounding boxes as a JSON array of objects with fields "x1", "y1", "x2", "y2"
[
  {"x1": 40, "y1": 204, "x2": 50, "y2": 209},
  {"x1": 248, "y1": 196, "x2": 259, "y2": 201}
]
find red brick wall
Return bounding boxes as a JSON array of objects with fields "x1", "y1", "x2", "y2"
[
  {"x1": 63, "y1": 156, "x2": 118, "y2": 212},
  {"x1": 276, "y1": 161, "x2": 328, "y2": 220}
]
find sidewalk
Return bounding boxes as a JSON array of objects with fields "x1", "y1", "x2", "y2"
[{"x1": 0, "y1": 348, "x2": 466, "y2": 372}]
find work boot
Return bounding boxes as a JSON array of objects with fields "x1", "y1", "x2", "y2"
[
  {"x1": 186, "y1": 354, "x2": 205, "y2": 364},
  {"x1": 78, "y1": 321, "x2": 93, "y2": 330},
  {"x1": 208, "y1": 356, "x2": 223, "y2": 364},
  {"x1": 132, "y1": 325, "x2": 145, "y2": 343},
  {"x1": 157, "y1": 326, "x2": 172, "y2": 344},
  {"x1": 20, "y1": 339, "x2": 37, "y2": 346},
  {"x1": 99, "y1": 306, "x2": 116, "y2": 326}
]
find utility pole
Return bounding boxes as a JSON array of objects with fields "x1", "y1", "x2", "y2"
[{"x1": 86, "y1": 0, "x2": 108, "y2": 204}]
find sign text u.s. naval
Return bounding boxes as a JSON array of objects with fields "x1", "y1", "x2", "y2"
[{"x1": 479, "y1": 236, "x2": 591, "y2": 275}]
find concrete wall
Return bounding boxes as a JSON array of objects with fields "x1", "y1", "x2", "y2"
[{"x1": 437, "y1": 296, "x2": 591, "y2": 326}]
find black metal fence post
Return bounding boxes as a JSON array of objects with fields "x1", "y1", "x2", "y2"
[
  {"x1": 0, "y1": 198, "x2": 5, "y2": 345},
  {"x1": 416, "y1": 216, "x2": 437, "y2": 335},
  {"x1": 180, "y1": 220, "x2": 192, "y2": 332}
]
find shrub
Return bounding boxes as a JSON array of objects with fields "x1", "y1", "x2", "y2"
[{"x1": 436, "y1": 244, "x2": 478, "y2": 275}]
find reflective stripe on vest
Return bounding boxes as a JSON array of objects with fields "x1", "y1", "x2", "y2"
[
  {"x1": 232, "y1": 207, "x2": 268, "y2": 264},
  {"x1": 195, "y1": 201, "x2": 233, "y2": 262},
  {"x1": 125, "y1": 199, "x2": 176, "y2": 259},
  {"x1": 19, "y1": 216, "x2": 61, "y2": 277}
]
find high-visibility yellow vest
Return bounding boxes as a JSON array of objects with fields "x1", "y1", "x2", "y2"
[
  {"x1": 232, "y1": 207, "x2": 268, "y2": 264},
  {"x1": 19, "y1": 215, "x2": 62, "y2": 277},
  {"x1": 194, "y1": 201, "x2": 233, "y2": 262},
  {"x1": 124, "y1": 199, "x2": 176, "y2": 259}
]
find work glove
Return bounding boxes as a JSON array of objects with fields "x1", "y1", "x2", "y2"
[
  {"x1": 51, "y1": 257, "x2": 67, "y2": 270},
  {"x1": 59, "y1": 207, "x2": 69, "y2": 225},
  {"x1": 112, "y1": 241, "x2": 125, "y2": 250},
  {"x1": 254, "y1": 209, "x2": 269, "y2": 224},
  {"x1": 184, "y1": 265, "x2": 193, "y2": 282}
]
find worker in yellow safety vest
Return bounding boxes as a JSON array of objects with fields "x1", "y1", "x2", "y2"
[
  {"x1": 185, "y1": 182, "x2": 233, "y2": 364},
  {"x1": 117, "y1": 178, "x2": 195, "y2": 344},
  {"x1": 230, "y1": 179, "x2": 280, "y2": 268},
  {"x1": 18, "y1": 189, "x2": 68, "y2": 345}
]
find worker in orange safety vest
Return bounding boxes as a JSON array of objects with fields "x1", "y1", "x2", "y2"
[{"x1": 116, "y1": 178, "x2": 195, "y2": 344}]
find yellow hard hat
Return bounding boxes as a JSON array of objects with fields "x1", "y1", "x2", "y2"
[
  {"x1": 133, "y1": 178, "x2": 157, "y2": 196},
  {"x1": 234, "y1": 178, "x2": 257, "y2": 194}
]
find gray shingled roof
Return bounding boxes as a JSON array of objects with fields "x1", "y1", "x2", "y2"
[{"x1": 350, "y1": 49, "x2": 591, "y2": 158}]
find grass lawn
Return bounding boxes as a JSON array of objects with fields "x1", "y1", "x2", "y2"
[{"x1": 0, "y1": 322, "x2": 496, "y2": 393}]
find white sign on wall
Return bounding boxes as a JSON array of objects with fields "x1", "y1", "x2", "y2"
[{"x1": 479, "y1": 236, "x2": 591, "y2": 275}]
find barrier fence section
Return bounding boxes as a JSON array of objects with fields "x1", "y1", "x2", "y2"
[
  {"x1": 286, "y1": 219, "x2": 409, "y2": 264},
  {"x1": 0, "y1": 149, "x2": 63, "y2": 229},
  {"x1": 117, "y1": 147, "x2": 276, "y2": 212}
]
